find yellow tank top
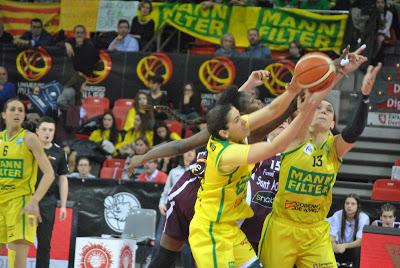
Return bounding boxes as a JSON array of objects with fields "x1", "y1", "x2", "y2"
[
  {"x1": 194, "y1": 137, "x2": 255, "y2": 223},
  {"x1": 0, "y1": 129, "x2": 38, "y2": 203},
  {"x1": 273, "y1": 134, "x2": 341, "y2": 224}
]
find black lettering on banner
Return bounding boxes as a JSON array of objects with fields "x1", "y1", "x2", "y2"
[
  {"x1": 3, "y1": 145, "x2": 8, "y2": 156},
  {"x1": 312, "y1": 155, "x2": 322, "y2": 167}
]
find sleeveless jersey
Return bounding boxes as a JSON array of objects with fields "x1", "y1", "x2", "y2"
[
  {"x1": 0, "y1": 129, "x2": 38, "y2": 203},
  {"x1": 194, "y1": 137, "x2": 254, "y2": 223},
  {"x1": 272, "y1": 134, "x2": 341, "y2": 224}
]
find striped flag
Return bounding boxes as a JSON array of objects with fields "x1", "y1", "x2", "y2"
[{"x1": 0, "y1": 0, "x2": 60, "y2": 37}]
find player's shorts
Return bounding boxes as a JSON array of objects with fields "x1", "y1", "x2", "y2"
[
  {"x1": 189, "y1": 215, "x2": 257, "y2": 268},
  {"x1": 164, "y1": 176, "x2": 199, "y2": 241},
  {"x1": 0, "y1": 195, "x2": 36, "y2": 244},
  {"x1": 258, "y1": 213, "x2": 337, "y2": 268}
]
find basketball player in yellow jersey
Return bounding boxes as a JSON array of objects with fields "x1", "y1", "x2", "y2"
[
  {"x1": 188, "y1": 83, "x2": 326, "y2": 268},
  {"x1": 0, "y1": 99, "x2": 54, "y2": 268},
  {"x1": 258, "y1": 54, "x2": 382, "y2": 267}
]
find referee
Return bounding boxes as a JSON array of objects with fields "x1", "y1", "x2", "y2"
[{"x1": 35, "y1": 116, "x2": 69, "y2": 268}]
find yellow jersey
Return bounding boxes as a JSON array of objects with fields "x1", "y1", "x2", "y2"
[
  {"x1": 272, "y1": 134, "x2": 342, "y2": 224},
  {"x1": 0, "y1": 129, "x2": 38, "y2": 203},
  {"x1": 89, "y1": 129, "x2": 123, "y2": 150},
  {"x1": 194, "y1": 137, "x2": 255, "y2": 223}
]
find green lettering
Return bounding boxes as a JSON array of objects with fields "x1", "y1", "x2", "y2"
[
  {"x1": 280, "y1": 16, "x2": 296, "y2": 28},
  {"x1": 211, "y1": 5, "x2": 228, "y2": 19},
  {"x1": 318, "y1": 23, "x2": 336, "y2": 35},
  {"x1": 298, "y1": 19, "x2": 316, "y2": 32},
  {"x1": 261, "y1": 9, "x2": 281, "y2": 25},
  {"x1": 184, "y1": 15, "x2": 196, "y2": 28},
  {"x1": 194, "y1": 18, "x2": 208, "y2": 34},
  {"x1": 209, "y1": 20, "x2": 224, "y2": 36},
  {"x1": 314, "y1": 35, "x2": 331, "y2": 49}
]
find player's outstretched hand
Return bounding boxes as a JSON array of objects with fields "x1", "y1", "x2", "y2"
[
  {"x1": 127, "y1": 155, "x2": 145, "y2": 176},
  {"x1": 23, "y1": 198, "x2": 42, "y2": 226},
  {"x1": 247, "y1": 70, "x2": 270, "y2": 87},
  {"x1": 361, "y1": 63, "x2": 382, "y2": 96},
  {"x1": 337, "y1": 45, "x2": 368, "y2": 76}
]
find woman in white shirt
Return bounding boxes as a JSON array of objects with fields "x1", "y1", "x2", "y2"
[{"x1": 328, "y1": 193, "x2": 370, "y2": 268}]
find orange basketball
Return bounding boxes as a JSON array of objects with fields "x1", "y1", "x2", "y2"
[{"x1": 294, "y1": 52, "x2": 336, "y2": 93}]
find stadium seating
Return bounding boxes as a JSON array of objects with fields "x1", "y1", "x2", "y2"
[
  {"x1": 165, "y1": 120, "x2": 183, "y2": 136},
  {"x1": 371, "y1": 178, "x2": 400, "y2": 202},
  {"x1": 99, "y1": 166, "x2": 123, "y2": 180},
  {"x1": 112, "y1": 98, "x2": 134, "y2": 131},
  {"x1": 102, "y1": 158, "x2": 126, "y2": 169},
  {"x1": 82, "y1": 97, "x2": 110, "y2": 122}
]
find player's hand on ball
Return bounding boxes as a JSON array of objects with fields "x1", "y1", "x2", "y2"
[{"x1": 361, "y1": 63, "x2": 382, "y2": 96}]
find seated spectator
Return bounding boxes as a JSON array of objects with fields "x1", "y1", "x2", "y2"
[
  {"x1": 300, "y1": 0, "x2": 331, "y2": 10},
  {"x1": 14, "y1": 18, "x2": 53, "y2": 47},
  {"x1": 148, "y1": 75, "x2": 169, "y2": 120},
  {"x1": 372, "y1": 203, "x2": 400, "y2": 228},
  {"x1": 69, "y1": 157, "x2": 96, "y2": 179},
  {"x1": 0, "y1": 19, "x2": 13, "y2": 45},
  {"x1": 65, "y1": 25, "x2": 100, "y2": 76},
  {"x1": 215, "y1": 33, "x2": 240, "y2": 58},
  {"x1": 176, "y1": 83, "x2": 201, "y2": 120},
  {"x1": 137, "y1": 159, "x2": 167, "y2": 183},
  {"x1": 0, "y1": 66, "x2": 16, "y2": 111},
  {"x1": 123, "y1": 91, "x2": 154, "y2": 131},
  {"x1": 89, "y1": 112, "x2": 123, "y2": 156},
  {"x1": 153, "y1": 121, "x2": 181, "y2": 146},
  {"x1": 108, "y1": 19, "x2": 139, "y2": 52},
  {"x1": 122, "y1": 114, "x2": 154, "y2": 147},
  {"x1": 273, "y1": 0, "x2": 298, "y2": 8},
  {"x1": 122, "y1": 136, "x2": 150, "y2": 179},
  {"x1": 241, "y1": 28, "x2": 271, "y2": 59},
  {"x1": 130, "y1": 0, "x2": 155, "y2": 50},
  {"x1": 286, "y1": 40, "x2": 304, "y2": 61},
  {"x1": 328, "y1": 193, "x2": 370, "y2": 268},
  {"x1": 375, "y1": 0, "x2": 394, "y2": 58},
  {"x1": 56, "y1": 73, "x2": 86, "y2": 143}
]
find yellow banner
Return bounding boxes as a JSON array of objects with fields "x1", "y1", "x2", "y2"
[
  {"x1": 60, "y1": 0, "x2": 99, "y2": 32},
  {"x1": 0, "y1": 0, "x2": 60, "y2": 36}
]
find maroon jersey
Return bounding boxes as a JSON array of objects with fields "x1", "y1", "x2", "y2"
[{"x1": 240, "y1": 154, "x2": 280, "y2": 252}]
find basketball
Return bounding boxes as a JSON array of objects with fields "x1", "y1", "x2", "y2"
[{"x1": 294, "y1": 52, "x2": 336, "y2": 93}]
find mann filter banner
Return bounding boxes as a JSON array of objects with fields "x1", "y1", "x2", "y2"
[{"x1": 1, "y1": 46, "x2": 295, "y2": 105}]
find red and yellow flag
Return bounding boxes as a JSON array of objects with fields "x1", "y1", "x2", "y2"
[{"x1": 0, "y1": 0, "x2": 60, "y2": 37}]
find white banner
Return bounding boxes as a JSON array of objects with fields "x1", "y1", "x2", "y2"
[
  {"x1": 96, "y1": 1, "x2": 139, "y2": 32},
  {"x1": 368, "y1": 112, "x2": 400, "y2": 127}
]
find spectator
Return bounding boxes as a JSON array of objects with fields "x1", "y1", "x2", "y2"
[
  {"x1": 65, "y1": 25, "x2": 100, "y2": 76},
  {"x1": 130, "y1": 0, "x2": 155, "y2": 50},
  {"x1": 372, "y1": 203, "x2": 400, "y2": 228},
  {"x1": 108, "y1": 19, "x2": 139, "y2": 52},
  {"x1": 286, "y1": 40, "x2": 304, "y2": 61},
  {"x1": 89, "y1": 112, "x2": 123, "y2": 156},
  {"x1": 328, "y1": 193, "x2": 370, "y2": 268},
  {"x1": 122, "y1": 113, "x2": 154, "y2": 147},
  {"x1": 55, "y1": 73, "x2": 86, "y2": 143},
  {"x1": 215, "y1": 33, "x2": 240, "y2": 57},
  {"x1": 69, "y1": 157, "x2": 96, "y2": 179},
  {"x1": 241, "y1": 28, "x2": 271, "y2": 59},
  {"x1": 176, "y1": 83, "x2": 201, "y2": 121},
  {"x1": 375, "y1": 0, "x2": 394, "y2": 58},
  {"x1": 123, "y1": 91, "x2": 154, "y2": 131},
  {"x1": 153, "y1": 121, "x2": 181, "y2": 146},
  {"x1": 300, "y1": 0, "x2": 331, "y2": 10},
  {"x1": 137, "y1": 159, "x2": 167, "y2": 183},
  {"x1": 122, "y1": 136, "x2": 151, "y2": 179},
  {"x1": 273, "y1": 0, "x2": 298, "y2": 8},
  {"x1": 14, "y1": 18, "x2": 52, "y2": 47},
  {"x1": 0, "y1": 66, "x2": 16, "y2": 111},
  {"x1": 0, "y1": 19, "x2": 13, "y2": 44},
  {"x1": 148, "y1": 75, "x2": 169, "y2": 120}
]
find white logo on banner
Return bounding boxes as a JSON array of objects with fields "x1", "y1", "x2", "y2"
[{"x1": 104, "y1": 192, "x2": 141, "y2": 233}]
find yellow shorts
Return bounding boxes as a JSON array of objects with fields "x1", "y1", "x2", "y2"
[
  {"x1": 0, "y1": 195, "x2": 36, "y2": 244},
  {"x1": 189, "y1": 215, "x2": 257, "y2": 268},
  {"x1": 258, "y1": 213, "x2": 337, "y2": 268}
]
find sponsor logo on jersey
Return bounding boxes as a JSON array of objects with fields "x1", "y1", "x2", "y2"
[
  {"x1": 16, "y1": 138, "x2": 23, "y2": 145},
  {"x1": 285, "y1": 166, "x2": 334, "y2": 196},
  {"x1": 0, "y1": 159, "x2": 24, "y2": 179},
  {"x1": 304, "y1": 143, "x2": 313, "y2": 155},
  {"x1": 252, "y1": 191, "x2": 275, "y2": 208},
  {"x1": 312, "y1": 262, "x2": 334, "y2": 268},
  {"x1": 285, "y1": 200, "x2": 321, "y2": 213},
  {"x1": 103, "y1": 192, "x2": 141, "y2": 233}
]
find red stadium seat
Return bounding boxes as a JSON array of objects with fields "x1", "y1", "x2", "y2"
[
  {"x1": 99, "y1": 167, "x2": 123, "y2": 180},
  {"x1": 371, "y1": 178, "x2": 400, "y2": 202},
  {"x1": 82, "y1": 97, "x2": 110, "y2": 122},
  {"x1": 165, "y1": 120, "x2": 183, "y2": 136},
  {"x1": 102, "y1": 158, "x2": 126, "y2": 168},
  {"x1": 75, "y1": 134, "x2": 89, "y2": 140},
  {"x1": 112, "y1": 98, "x2": 134, "y2": 131}
]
